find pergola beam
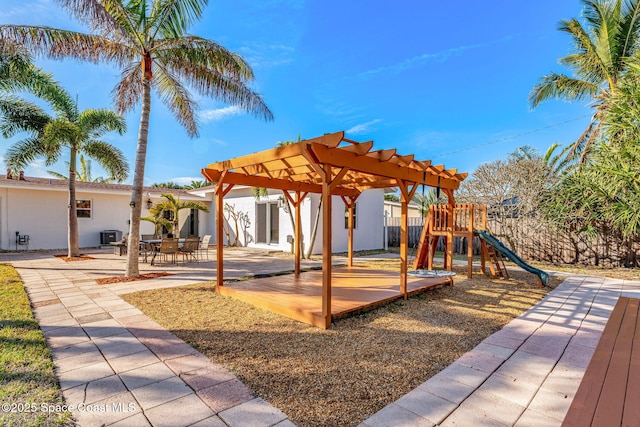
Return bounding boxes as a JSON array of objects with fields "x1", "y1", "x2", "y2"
[
  {"x1": 308, "y1": 143, "x2": 461, "y2": 190},
  {"x1": 201, "y1": 169, "x2": 359, "y2": 197}
]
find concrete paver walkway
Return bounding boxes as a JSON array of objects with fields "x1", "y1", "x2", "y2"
[
  {"x1": 2, "y1": 250, "x2": 302, "y2": 427},
  {"x1": 361, "y1": 273, "x2": 640, "y2": 426},
  {"x1": 2, "y1": 249, "x2": 637, "y2": 426}
]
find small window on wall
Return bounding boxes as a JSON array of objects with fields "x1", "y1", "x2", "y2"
[
  {"x1": 344, "y1": 203, "x2": 357, "y2": 229},
  {"x1": 76, "y1": 199, "x2": 92, "y2": 218}
]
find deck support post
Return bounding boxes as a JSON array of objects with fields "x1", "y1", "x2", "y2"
[{"x1": 397, "y1": 180, "x2": 419, "y2": 299}]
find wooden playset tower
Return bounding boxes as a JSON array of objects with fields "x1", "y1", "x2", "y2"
[{"x1": 413, "y1": 204, "x2": 508, "y2": 279}]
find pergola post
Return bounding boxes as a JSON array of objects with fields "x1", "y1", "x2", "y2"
[
  {"x1": 294, "y1": 192, "x2": 302, "y2": 276},
  {"x1": 215, "y1": 177, "x2": 233, "y2": 290},
  {"x1": 283, "y1": 191, "x2": 307, "y2": 277},
  {"x1": 340, "y1": 195, "x2": 359, "y2": 267},
  {"x1": 322, "y1": 165, "x2": 333, "y2": 328},
  {"x1": 215, "y1": 184, "x2": 224, "y2": 289},
  {"x1": 398, "y1": 180, "x2": 418, "y2": 299}
]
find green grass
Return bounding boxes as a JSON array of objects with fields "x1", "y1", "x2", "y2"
[{"x1": 0, "y1": 264, "x2": 73, "y2": 427}]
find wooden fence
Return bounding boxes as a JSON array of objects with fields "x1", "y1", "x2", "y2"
[{"x1": 385, "y1": 216, "x2": 639, "y2": 267}]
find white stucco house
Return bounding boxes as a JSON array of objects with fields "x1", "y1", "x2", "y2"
[{"x1": 0, "y1": 175, "x2": 385, "y2": 254}]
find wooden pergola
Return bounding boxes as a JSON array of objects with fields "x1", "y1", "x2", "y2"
[{"x1": 201, "y1": 131, "x2": 467, "y2": 328}]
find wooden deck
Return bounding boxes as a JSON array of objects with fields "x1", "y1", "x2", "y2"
[
  {"x1": 216, "y1": 266, "x2": 452, "y2": 328},
  {"x1": 563, "y1": 296, "x2": 640, "y2": 426}
]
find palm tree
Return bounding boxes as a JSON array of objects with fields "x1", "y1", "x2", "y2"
[
  {"x1": 529, "y1": 0, "x2": 640, "y2": 162},
  {"x1": 151, "y1": 193, "x2": 209, "y2": 238},
  {"x1": 0, "y1": 0, "x2": 273, "y2": 276},
  {"x1": 0, "y1": 88, "x2": 128, "y2": 257}
]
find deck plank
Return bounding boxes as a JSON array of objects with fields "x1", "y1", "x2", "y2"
[
  {"x1": 592, "y1": 298, "x2": 638, "y2": 426},
  {"x1": 622, "y1": 306, "x2": 640, "y2": 426},
  {"x1": 563, "y1": 297, "x2": 628, "y2": 427},
  {"x1": 217, "y1": 266, "x2": 450, "y2": 328}
]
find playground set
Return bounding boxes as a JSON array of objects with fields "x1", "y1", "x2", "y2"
[{"x1": 413, "y1": 204, "x2": 549, "y2": 287}]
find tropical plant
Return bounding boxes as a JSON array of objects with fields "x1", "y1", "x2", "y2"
[
  {"x1": 151, "y1": 182, "x2": 187, "y2": 189},
  {"x1": 185, "y1": 179, "x2": 211, "y2": 189},
  {"x1": 412, "y1": 188, "x2": 447, "y2": 217},
  {"x1": 140, "y1": 213, "x2": 173, "y2": 238},
  {"x1": 47, "y1": 154, "x2": 118, "y2": 182},
  {"x1": 529, "y1": 0, "x2": 640, "y2": 161},
  {"x1": 1, "y1": 0, "x2": 273, "y2": 276},
  {"x1": 150, "y1": 193, "x2": 209, "y2": 238},
  {"x1": 0, "y1": 83, "x2": 127, "y2": 257}
]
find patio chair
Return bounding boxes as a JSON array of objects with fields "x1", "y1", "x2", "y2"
[
  {"x1": 179, "y1": 237, "x2": 200, "y2": 263},
  {"x1": 199, "y1": 235, "x2": 212, "y2": 260},
  {"x1": 154, "y1": 238, "x2": 178, "y2": 265}
]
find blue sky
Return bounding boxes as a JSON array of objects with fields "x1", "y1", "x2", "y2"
[{"x1": 1, "y1": 0, "x2": 591, "y2": 186}]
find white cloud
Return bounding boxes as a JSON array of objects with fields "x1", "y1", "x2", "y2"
[
  {"x1": 24, "y1": 159, "x2": 50, "y2": 178},
  {"x1": 346, "y1": 119, "x2": 382, "y2": 135},
  {"x1": 199, "y1": 106, "x2": 243, "y2": 123},
  {"x1": 358, "y1": 36, "x2": 513, "y2": 79},
  {"x1": 238, "y1": 43, "x2": 295, "y2": 68},
  {"x1": 170, "y1": 176, "x2": 205, "y2": 186}
]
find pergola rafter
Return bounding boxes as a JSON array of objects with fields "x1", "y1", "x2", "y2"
[{"x1": 201, "y1": 131, "x2": 466, "y2": 328}]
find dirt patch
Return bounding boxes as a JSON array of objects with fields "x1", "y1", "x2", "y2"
[
  {"x1": 123, "y1": 261, "x2": 561, "y2": 426},
  {"x1": 54, "y1": 254, "x2": 96, "y2": 262},
  {"x1": 96, "y1": 272, "x2": 173, "y2": 285}
]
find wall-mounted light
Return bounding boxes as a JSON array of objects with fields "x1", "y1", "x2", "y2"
[
  {"x1": 277, "y1": 195, "x2": 290, "y2": 213},
  {"x1": 129, "y1": 200, "x2": 135, "y2": 208},
  {"x1": 146, "y1": 198, "x2": 153, "y2": 209}
]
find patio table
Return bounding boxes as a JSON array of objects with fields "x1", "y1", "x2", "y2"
[{"x1": 141, "y1": 238, "x2": 186, "y2": 266}]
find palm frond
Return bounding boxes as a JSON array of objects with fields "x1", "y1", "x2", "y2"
[
  {"x1": 56, "y1": 0, "x2": 130, "y2": 41},
  {"x1": 0, "y1": 25, "x2": 134, "y2": 66},
  {"x1": 112, "y1": 62, "x2": 143, "y2": 114},
  {"x1": 82, "y1": 140, "x2": 129, "y2": 182},
  {"x1": 5, "y1": 136, "x2": 58, "y2": 169},
  {"x1": 155, "y1": 36, "x2": 254, "y2": 80},
  {"x1": 558, "y1": 18, "x2": 611, "y2": 84},
  {"x1": 149, "y1": 0, "x2": 207, "y2": 40},
  {"x1": 77, "y1": 108, "x2": 126, "y2": 137},
  {"x1": 43, "y1": 119, "x2": 79, "y2": 153},
  {"x1": 151, "y1": 63, "x2": 199, "y2": 136},
  {"x1": 160, "y1": 53, "x2": 273, "y2": 121},
  {"x1": 619, "y1": 0, "x2": 640, "y2": 59},
  {"x1": 0, "y1": 97, "x2": 50, "y2": 137},
  {"x1": 47, "y1": 170, "x2": 69, "y2": 180},
  {"x1": 529, "y1": 73, "x2": 600, "y2": 107}
]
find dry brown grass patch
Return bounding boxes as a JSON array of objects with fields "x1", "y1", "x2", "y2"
[{"x1": 123, "y1": 262, "x2": 561, "y2": 427}]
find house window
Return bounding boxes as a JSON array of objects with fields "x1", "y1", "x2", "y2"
[
  {"x1": 76, "y1": 199, "x2": 92, "y2": 218},
  {"x1": 344, "y1": 203, "x2": 357, "y2": 229}
]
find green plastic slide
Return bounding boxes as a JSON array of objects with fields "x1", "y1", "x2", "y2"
[{"x1": 475, "y1": 230, "x2": 549, "y2": 286}]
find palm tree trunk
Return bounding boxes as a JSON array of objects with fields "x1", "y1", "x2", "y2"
[
  {"x1": 125, "y1": 77, "x2": 151, "y2": 277},
  {"x1": 68, "y1": 146, "x2": 79, "y2": 257}
]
